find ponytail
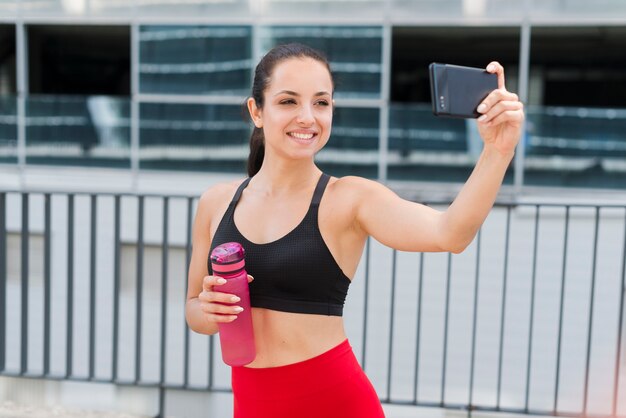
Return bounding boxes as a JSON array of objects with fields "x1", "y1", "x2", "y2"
[{"x1": 247, "y1": 127, "x2": 265, "y2": 177}]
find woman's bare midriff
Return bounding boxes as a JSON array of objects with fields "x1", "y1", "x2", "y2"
[{"x1": 244, "y1": 307, "x2": 348, "y2": 368}]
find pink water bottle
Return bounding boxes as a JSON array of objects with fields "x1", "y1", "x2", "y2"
[{"x1": 210, "y1": 242, "x2": 256, "y2": 366}]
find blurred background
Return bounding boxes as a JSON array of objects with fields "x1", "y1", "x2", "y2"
[
  {"x1": 1, "y1": 0, "x2": 626, "y2": 190},
  {"x1": 1, "y1": 1, "x2": 626, "y2": 417}
]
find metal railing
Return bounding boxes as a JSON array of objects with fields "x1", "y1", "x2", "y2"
[{"x1": 0, "y1": 190, "x2": 625, "y2": 417}]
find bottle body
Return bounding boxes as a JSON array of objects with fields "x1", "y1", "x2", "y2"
[
  {"x1": 215, "y1": 269, "x2": 256, "y2": 366},
  {"x1": 210, "y1": 242, "x2": 256, "y2": 367}
]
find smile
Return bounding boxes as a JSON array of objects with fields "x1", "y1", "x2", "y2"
[
  {"x1": 288, "y1": 132, "x2": 316, "y2": 140},
  {"x1": 287, "y1": 132, "x2": 317, "y2": 144}
]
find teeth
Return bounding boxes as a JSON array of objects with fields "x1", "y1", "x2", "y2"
[{"x1": 290, "y1": 132, "x2": 314, "y2": 140}]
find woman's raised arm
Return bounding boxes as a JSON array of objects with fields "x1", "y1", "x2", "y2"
[{"x1": 351, "y1": 61, "x2": 523, "y2": 254}]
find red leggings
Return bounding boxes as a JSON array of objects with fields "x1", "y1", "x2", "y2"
[{"x1": 231, "y1": 339, "x2": 386, "y2": 418}]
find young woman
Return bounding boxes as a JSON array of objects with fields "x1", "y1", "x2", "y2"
[{"x1": 185, "y1": 43, "x2": 524, "y2": 418}]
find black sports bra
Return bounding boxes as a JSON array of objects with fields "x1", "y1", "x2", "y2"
[{"x1": 208, "y1": 173, "x2": 351, "y2": 316}]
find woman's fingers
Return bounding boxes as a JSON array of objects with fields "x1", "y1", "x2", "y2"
[
  {"x1": 199, "y1": 274, "x2": 245, "y2": 322},
  {"x1": 199, "y1": 298, "x2": 244, "y2": 315},
  {"x1": 477, "y1": 89, "x2": 518, "y2": 114},
  {"x1": 477, "y1": 99, "x2": 524, "y2": 124},
  {"x1": 199, "y1": 298, "x2": 243, "y2": 323},
  {"x1": 202, "y1": 274, "x2": 225, "y2": 291},
  {"x1": 481, "y1": 108, "x2": 525, "y2": 128},
  {"x1": 199, "y1": 288, "x2": 241, "y2": 304},
  {"x1": 486, "y1": 61, "x2": 505, "y2": 89},
  {"x1": 205, "y1": 313, "x2": 239, "y2": 323}
]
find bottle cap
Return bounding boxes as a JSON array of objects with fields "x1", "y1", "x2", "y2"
[{"x1": 210, "y1": 242, "x2": 245, "y2": 266}]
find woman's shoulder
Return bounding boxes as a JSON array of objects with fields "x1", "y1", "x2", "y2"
[
  {"x1": 328, "y1": 175, "x2": 387, "y2": 197},
  {"x1": 197, "y1": 178, "x2": 248, "y2": 213}
]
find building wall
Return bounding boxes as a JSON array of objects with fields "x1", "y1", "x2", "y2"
[{"x1": 1, "y1": 0, "x2": 626, "y2": 191}]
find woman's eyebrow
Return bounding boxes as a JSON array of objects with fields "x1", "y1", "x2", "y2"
[{"x1": 274, "y1": 90, "x2": 331, "y2": 97}]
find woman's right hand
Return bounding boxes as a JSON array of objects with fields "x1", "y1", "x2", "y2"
[{"x1": 198, "y1": 275, "x2": 254, "y2": 323}]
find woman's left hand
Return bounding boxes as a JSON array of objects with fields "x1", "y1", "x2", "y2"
[{"x1": 476, "y1": 61, "x2": 525, "y2": 158}]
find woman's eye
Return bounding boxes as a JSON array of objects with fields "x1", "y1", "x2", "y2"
[
  {"x1": 280, "y1": 99, "x2": 296, "y2": 105},
  {"x1": 316, "y1": 100, "x2": 330, "y2": 106}
]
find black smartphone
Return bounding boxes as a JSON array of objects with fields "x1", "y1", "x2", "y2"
[{"x1": 429, "y1": 63, "x2": 498, "y2": 119}]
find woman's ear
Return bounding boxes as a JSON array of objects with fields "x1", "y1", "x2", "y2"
[{"x1": 247, "y1": 97, "x2": 263, "y2": 128}]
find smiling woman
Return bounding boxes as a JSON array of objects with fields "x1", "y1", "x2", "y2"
[
  {"x1": 186, "y1": 43, "x2": 386, "y2": 418},
  {"x1": 184, "y1": 42, "x2": 523, "y2": 418}
]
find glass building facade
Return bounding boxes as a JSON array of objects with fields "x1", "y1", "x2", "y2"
[{"x1": 1, "y1": 0, "x2": 626, "y2": 189}]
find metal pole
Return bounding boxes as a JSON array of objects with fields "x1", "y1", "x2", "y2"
[
  {"x1": 0, "y1": 193, "x2": 5, "y2": 372},
  {"x1": 131, "y1": 23, "x2": 140, "y2": 191},
  {"x1": 15, "y1": 22, "x2": 28, "y2": 188},
  {"x1": 379, "y1": 24, "x2": 391, "y2": 183},
  {"x1": 514, "y1": 0, "x2": 531, "y2": 194},
  {"x1": 386, "y1": 249, "x2": 398, "y2": 402}
]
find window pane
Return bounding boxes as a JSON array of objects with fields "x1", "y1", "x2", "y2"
[
  {"x1": 387, "y1": 104, "x2": 515, "y2": 183},
  {"x1": 139, "y1": 26, "x2": 252, "y2": 96},
  {"x1": 25, "y1": 95, "x2": 131, "y2": 168},
  {"x1": 391, "y1": 26, "x2": 520, "y2": 103},
  {"x1": 262, "y1": 26, "x2": 383, "y2": 99},
  {"x1": 28, "y1": 25, "x2": 130, "y2": 96},
  {"x1": 139, "y1": 102, "x2": 249, "y2": 172},
  {"x1": 389, "y1": 26, "x2": 518, "y2": 184},
  {"x1": 0, "y1": 25, "x2": 16, "y2": 95},
  {"x1": 525, "y1": 106, "x2": 626, "y2": 188},
  {"x1": 317, "y1": 107, "x2": 379, "y2": 179},
  {"x1": 0, "y1": 96, "x2": 17, "y2": 164},
  {"x1": 525, "y1": 26, "x2": 626, "y2": 188}
]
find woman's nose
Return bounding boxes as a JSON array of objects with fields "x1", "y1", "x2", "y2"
[{"x1": 296, "y1": 105, "x2": 315, "y2": 125}]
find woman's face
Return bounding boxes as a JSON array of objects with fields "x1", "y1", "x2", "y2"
[{"x1": 250, "y1": 57, "x2": 334, "y2": 161}]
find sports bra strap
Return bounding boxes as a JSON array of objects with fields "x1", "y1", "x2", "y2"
[
  {"x1": 311, "y1": 173, "x2": 330, "y2": 206},
  {"x1": 231, "y1": 174, "x2": 329, "y2": 206},
  {"x1": 231, "y1": 177, "x2": 252, "y2": 204}
]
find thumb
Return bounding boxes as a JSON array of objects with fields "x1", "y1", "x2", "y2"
[
  {"x1": 247, "y1": 274, "x2": 254, "y2": 283},
  {"x1": 202, "y1": 275, "x2": 214, "y2": 291}
]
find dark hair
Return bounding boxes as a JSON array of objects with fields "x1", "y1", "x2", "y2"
[{"x1": 246, "y1": 43, "x2": 335, "y2": 177}]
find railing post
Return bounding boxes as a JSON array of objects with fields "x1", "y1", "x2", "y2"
[
  {"x1": 135, "y1": 195, "x2": 145, "y2": 384},
  {"x1": 112, "y1": 195, "x2": 121, "y2": 382},
  {"x1": 89, "y1": 194, "x2": 97, "y2": 379},
  {"x1": 20, "y1": 192, "x2": 29, "y2": 375},
  {"x1": 0, "y1": 192, "x2": 6, "y2": 373},
  {"x1": 583, "y1": 207, "x2": 601, "y2": 415},
  {"x1": 183, "y1": 196, "x2": 193, "y2": 388},
  {"x1": 386, "y1": 249, "x2": 398, "y2": 402},
  {"x1": 554, "y1": 206, "x2": 570, "y2": 414},
  {"x1": 361, "y1": 237, "x2": 371, "y2": 370},
  {"x1": 612, "y1": 207, "x2": 626, "y2": 417},
  {"x1": 43, "y1": 193, "x2": 51, "y2": 376},
  {"x1": 468, "y1": 230, "x2": 482, "y2": 418},
  {"x1": 159, "y1": 197, "x2": 169, "y2": 416},
  {"x1": 496, "y1": 206, "x2": 512, "y2": 410},
  {"x1": 66, "y1": 194, "x2": 75, "y2": 378},
  {"x1": 524, "y1": 206, "x2": 541, "y2": 412}
]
